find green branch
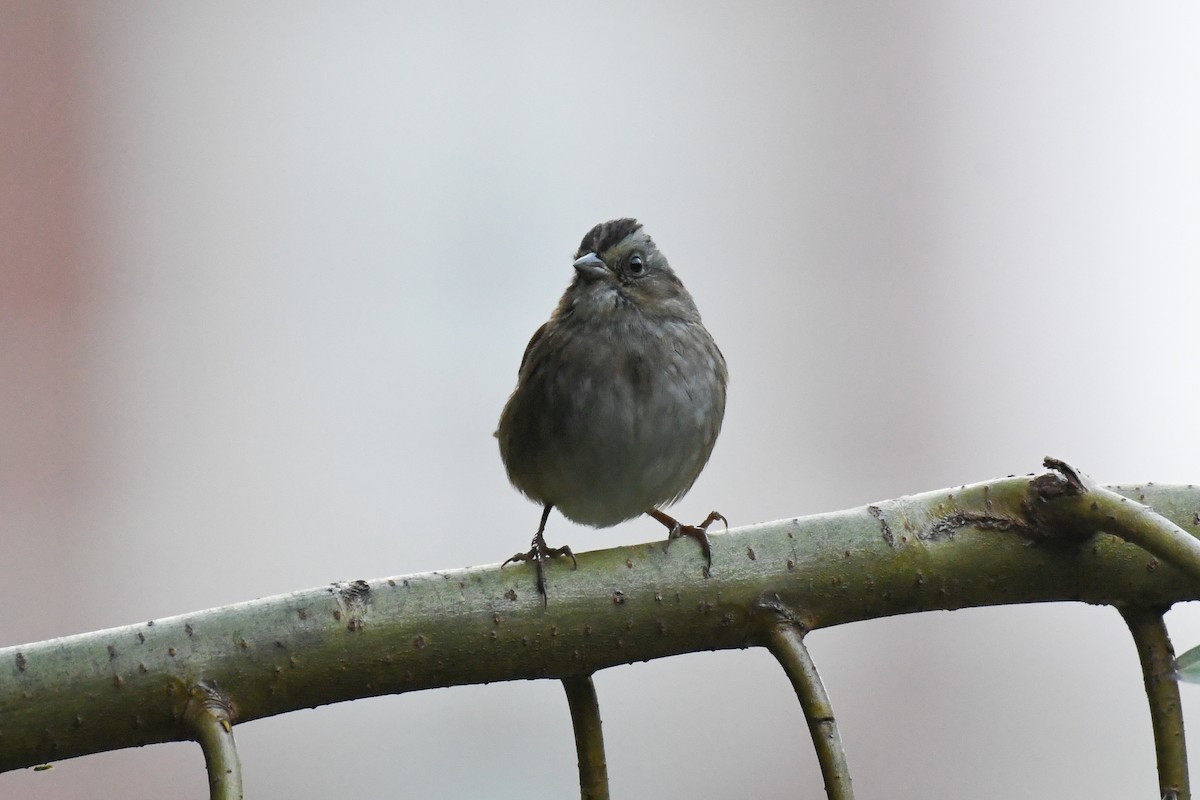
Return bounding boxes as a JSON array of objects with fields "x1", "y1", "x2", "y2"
[
  {"x1": 1033, "y1": 458, "x2": 1200, "y2": 586},
  {"x1": 759, "y1": 598, "x2": 853, "y2": 800},
  {"x1": 1, "y1": 472, "x2": 1198, "y2": 779},
  {"x1": 562, "y1": 676, "x2": 609, "y2": 800},
  {"x1": 1120, "y1": 606, "x2": 1189, "y2": 800}
]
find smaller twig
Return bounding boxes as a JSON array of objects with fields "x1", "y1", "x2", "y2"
[
  {"x1": 184, "y1": 682, "x2": 243, "y2": 800},
  {"x1": 757, "y1": 597, "x2": 854, "y2": 800},
  {"x1": 1119, "y1": 606, "x2": 1189, "y2": 800},
  {"x1": 562, "y1": 675, "x2": 609, "y2": 800},
  {"x1": 1033, "y1": 458, "x2": 1200, "y2": 586}
]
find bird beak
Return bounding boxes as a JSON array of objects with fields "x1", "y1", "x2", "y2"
[{"x1": 572, "y1": 252, "x2": 609, "y2": 279}]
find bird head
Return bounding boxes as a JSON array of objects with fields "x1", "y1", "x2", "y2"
[{"x1": 565, "y1": 218, "x2": 700, "y2": 322}]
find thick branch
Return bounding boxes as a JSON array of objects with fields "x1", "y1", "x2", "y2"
[{"x1": 1, "y1": 479, "x2": 1198, "y2": 773}]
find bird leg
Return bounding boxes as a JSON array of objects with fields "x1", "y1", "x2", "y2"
[
  {"x1": 647, "y1": 508, "x2": 727, "y2": 567},
  {"x1": 502, "y1": 504, "x2": 577, "y2": 601}
]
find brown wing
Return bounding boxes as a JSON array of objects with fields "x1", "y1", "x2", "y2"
[{"x1": 518, "y1": 321, "x2": 550, "y2": 373}]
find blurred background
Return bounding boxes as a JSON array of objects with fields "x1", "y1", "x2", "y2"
[{"x1": 3, "y1": 2, "x2": 1199, "y2": 797}]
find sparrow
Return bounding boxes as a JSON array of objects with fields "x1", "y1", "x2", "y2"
[{"x1": 496, "y1": 218, "x2": 728, "y2": 600}]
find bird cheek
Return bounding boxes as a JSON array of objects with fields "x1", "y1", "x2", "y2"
[{"x1": 624, "y1": 284, "x2": 656, "y2": 309}]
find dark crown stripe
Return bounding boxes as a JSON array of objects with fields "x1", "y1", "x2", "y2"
[{"x1": 575, "y1": 218, "x2": 642, "y2": 259}]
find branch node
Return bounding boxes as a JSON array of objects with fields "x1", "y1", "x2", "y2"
[
  {"x1": 753, "y1": 592, "x2": 810, "y2": 635},
  {"x1": 1023, "y1": 457, "x2": 1096, "y2": 542},
  {"x1": 1042, "y1": 457, "x2": 1089, "y2": 495},
  {"x1": 184, "y1": 681, "x2": 243, "y2": 800}
]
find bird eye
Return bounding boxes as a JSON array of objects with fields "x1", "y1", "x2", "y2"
[{"x1": 628, "y1": 255, "x2": 645, "y2": 275}]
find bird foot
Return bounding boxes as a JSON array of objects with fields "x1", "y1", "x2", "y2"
[
  {"x1": 649, "y1": 509, "x2": 727, "y2": 566},
  {"x1": 502, "y1": 532, "x2": 577, "y2": 602}
]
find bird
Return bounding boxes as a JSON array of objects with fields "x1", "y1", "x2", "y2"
[{"x1": 496, "y1": 218, "x2": 728, "y2": 600}]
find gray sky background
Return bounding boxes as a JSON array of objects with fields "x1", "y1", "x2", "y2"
[{"x1": 3, "y1": 3, "x2": 1199, "y2": 798}]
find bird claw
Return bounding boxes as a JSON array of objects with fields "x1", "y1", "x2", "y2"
[
  {"x1": 502, "y1": 533, "x2": 576, "y2": 603},
  {"x1": 653, "y1": 509, "x2": 727, "y2": 567}
]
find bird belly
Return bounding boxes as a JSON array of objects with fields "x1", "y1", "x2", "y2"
[{"x1": 501, "y1": 319, "x2": 725, "y2": 528}]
